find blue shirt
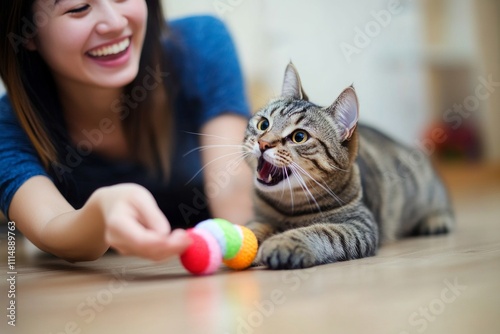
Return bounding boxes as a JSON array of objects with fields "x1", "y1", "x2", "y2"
[{"x1": 0, "y1": 16, "x2": 250, "y2": 228}]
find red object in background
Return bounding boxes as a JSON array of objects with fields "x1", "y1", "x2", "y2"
[{"x1": 423, "y1": 120, "x2": 482, "y2": 162}]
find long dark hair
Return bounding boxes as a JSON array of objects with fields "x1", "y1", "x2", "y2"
[{"x1": 0, "y1": 0, "x2": 174, "y2": 178}]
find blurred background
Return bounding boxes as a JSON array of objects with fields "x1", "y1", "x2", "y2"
[
  {"x1": 162, "y1": 0, "x2": 500, "y2": 166},
  {"x1": 0, "y1": 0, "x2": 498, "y2": 164},
  {"x1": 0, "y1": 4, "x2": 498, "y2": 330}
]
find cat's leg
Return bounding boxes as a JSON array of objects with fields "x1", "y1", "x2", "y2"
[
  {"x1": 245, "y1": 220, "x2": 279, "y2": 267},
  {"x1": 410, "y1": 176, "x2": 455, "y2": 236},
  {"x1": 411, "y1": 210, "x2": 455, "y2": 236},
  {"x1": 256, "y1": 209, "x2": 379, "y2": 269},
  {"x1": 245, "y1": 220, "x2": 277, "y2": 245}
]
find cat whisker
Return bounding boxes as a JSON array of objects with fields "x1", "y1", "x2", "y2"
[
  {"x1": 329, "y1": 163, "x2": 349, "y2": 173},
  {"x1": 288, "y1": 165, "x2": 322, "y2": 212},
  {"x1": 230, "y1": 153, "x2": 252, "y2": 171},
  {"x1": 185, "y1": 150, "x2": 248, "y2": 185},
  {"x1": 283, "y1": 167, "x2": 294, "y2": 211},
  {"x1": 183, "y1": 144, "x2": 247, "y2": 157},
  {"x1": 183, "y1": 131, "x2": 244, "y2": 143},
  {"x1": 290, "y1": 162, "x2": 344, "y2": 206}
]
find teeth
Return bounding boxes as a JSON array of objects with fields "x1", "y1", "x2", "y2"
[
  {"x1": 88, "y1": 38, "x2": 130, "y2": 57},
  {"x1": 267, "y1": 174, "x2": 272, "y2": 183}
]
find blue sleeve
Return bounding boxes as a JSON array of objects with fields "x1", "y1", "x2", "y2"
[
  {"x1": 0, "y1": 96, "x2": 48, "y2": 218},
  {"x1": 169, "y1": 16, "x2": 250, "y2": 129}
]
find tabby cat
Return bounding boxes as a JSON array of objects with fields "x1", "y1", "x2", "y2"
[{"x1": 243, "y1": 63, "x2": 454, "y2": 269}]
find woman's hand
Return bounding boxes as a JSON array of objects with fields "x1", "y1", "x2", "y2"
[
  {"x1": 10, "y1": 176, "x2": 190, "y2": 262},
  {"x1": 91, "y1": 184, "x2": 191, "y2": 261}
]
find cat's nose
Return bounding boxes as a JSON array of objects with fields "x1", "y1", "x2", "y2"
[{"x1": 258, "y1": 140, "x2": 275, "y2": 152}]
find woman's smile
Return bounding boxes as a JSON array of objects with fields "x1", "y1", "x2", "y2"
[{"x1": 86, "y1": 36, "x2": 132, "y2": 67}]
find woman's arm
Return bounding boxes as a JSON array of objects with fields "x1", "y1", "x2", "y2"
[
  {"x1": 8, "y1": 176, "x2": 191, "y2": 262},
  {"x1": 200, "y1": 114, "x2": 253, "y2": 225}
]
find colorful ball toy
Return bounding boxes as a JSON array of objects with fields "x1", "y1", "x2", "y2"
[
  {"x1": 223, "y1": 225, "x2": 258, "y2": 270},
  {"x1": 180, "y1": 229, "x2": 222, "y2": 275},
  {"x1": 180, "y1": 219, "x2": 258, "y2": 275}
]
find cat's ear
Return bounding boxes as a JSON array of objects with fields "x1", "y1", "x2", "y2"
[
  {"x1": 327, "y1": 85, "x2": 359, "y2": 141},
  {"x1": 281, "y1": 62, "x2": 308, "y2": 101}
]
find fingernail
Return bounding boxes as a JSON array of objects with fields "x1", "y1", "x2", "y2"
[{"x1": 172, "y1": 229, "x2": 191, "y2": 243}]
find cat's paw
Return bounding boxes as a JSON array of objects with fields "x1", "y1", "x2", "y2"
[
  {"x1": 257, "y1": 234, "x2": 316, "y2": 269},
  {"x1": 414, "y1": 212, "x2": 455, "y2": 236}
]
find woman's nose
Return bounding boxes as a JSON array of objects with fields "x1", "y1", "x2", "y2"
[{"x1": 95, "y1": 3, "x2": 127, "y2": 35}]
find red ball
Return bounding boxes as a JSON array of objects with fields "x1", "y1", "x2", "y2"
[
  {"x1": 180, "y1": 228, "x2": 222, "y2": 275},
  {"x1": 180, "y1": 229, "x2": 209, "y2": 275}
]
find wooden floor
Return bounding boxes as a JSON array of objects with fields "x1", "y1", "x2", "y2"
[{"x1": 1, "y1": 163, "x2": 499, "y2": 334}]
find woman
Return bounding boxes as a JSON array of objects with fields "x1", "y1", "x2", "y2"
[{"x1": 0, "y1": 0, "x2": 253, "y2": 262}]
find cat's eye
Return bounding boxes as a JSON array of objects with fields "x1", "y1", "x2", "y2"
[
  {"x1": 291, "y1": 130, "x2": 308, "y2": 143},
  {"x1": 257, "y1": 118, "x2": 270, "y2": 131}
]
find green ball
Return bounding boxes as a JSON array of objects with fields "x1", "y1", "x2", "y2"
[{"x1": 213, "y1": 218, "x2": 242, "y2": 260}]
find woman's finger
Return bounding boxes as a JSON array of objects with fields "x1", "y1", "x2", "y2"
[
  {"x1": 130, "y1": 189, "x2": 171, "y2": 236},
  {"x1": 107, "y1": 215, "x2": 191, "y2": 261}
]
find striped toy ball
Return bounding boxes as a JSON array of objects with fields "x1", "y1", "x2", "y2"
[
  {"x1": 195, "y1": 218, "x2": 242, "y2": 260},
  {"x1": 180, "y1": 229, "x2": 222, "y2": 275},
  {"x1": 223, "y1": 226, "x2": 258, "y2": 270}
]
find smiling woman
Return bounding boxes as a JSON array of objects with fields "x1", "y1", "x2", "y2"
[
  {"x1": 28, "y1": 0, "x2": 147, "y2": 90},
  {"x1": 2, "y1": 0, "x2": 168, "y2": 173},
  {"x1": 0, "y1": 0, "x2": 253, "y2": 262}
]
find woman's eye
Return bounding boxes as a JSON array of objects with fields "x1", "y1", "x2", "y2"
[
  {"x1": 66, "y1": 4, "x2": 90, "y2": 14},
  {"x1": 256, "y1": 118, "x2": 270, "y2": 131},
  {"x1": 291, "y1": 130, "x2": 308, "y2": 143}
]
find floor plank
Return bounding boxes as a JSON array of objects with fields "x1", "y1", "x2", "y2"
[{"x1": 1, "y1": 163, "x2": 499, "y2": 334}]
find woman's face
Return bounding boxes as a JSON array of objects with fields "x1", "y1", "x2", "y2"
[{"x1": 29, "y1": 0, "x2": 148, "y2": 90}]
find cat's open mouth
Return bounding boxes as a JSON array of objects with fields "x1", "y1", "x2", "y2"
[{"x1": 256, "y1": 156, "x2": 292, "y2": 186}]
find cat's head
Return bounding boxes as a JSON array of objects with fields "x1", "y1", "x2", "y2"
[{"x1": 243, "y1": 63, "x2": 359, "y2": 193}]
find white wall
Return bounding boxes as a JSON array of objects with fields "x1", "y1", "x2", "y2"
[
  {"x1": 163, "y1": 0, "x2": 434, "y2": 146},
  {"x1": 2, "y1": 1, "x2": 488, "y2": 156}
]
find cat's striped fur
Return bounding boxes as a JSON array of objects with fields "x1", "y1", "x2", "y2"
[{"x1": 243, "y1": 63, "x2": 454, "y2": 269}]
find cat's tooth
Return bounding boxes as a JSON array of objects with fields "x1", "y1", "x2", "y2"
[{"x1": 267, "y1": 174, "x2": 272, "y2": 183}]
